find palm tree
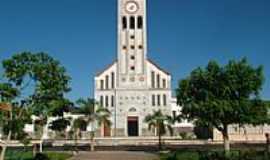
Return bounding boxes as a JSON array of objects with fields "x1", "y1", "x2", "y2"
[
  {"x1": 95, "y1": 107, "x2": 112, "y2": 134},
  {"x1": 75, "y1": 98, "x2": 111, "y2": 151},
  {"x1": 144, "y1": 110, "x2": 173, "y2": 150},
  {"x1": 71, "y1": 117, "x2": 87, "y2": 154}
]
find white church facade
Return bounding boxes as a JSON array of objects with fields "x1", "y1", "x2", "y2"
[{"x1": 94, "y1": 0, "x2": 191, "y2": 137}]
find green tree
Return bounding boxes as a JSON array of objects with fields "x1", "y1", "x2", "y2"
[
  {"x1": 176, "y1": 58, "x2": 268, "y2": 152},
  {"x1": 0, "y1": 52, "x2": 71, "y2": 159},
  {"x1": 49, "y1": 118, "x2": 71, "y2": 138},
  {"x1": 144, "y1": 110, "x2": 173, "y2": 150}
]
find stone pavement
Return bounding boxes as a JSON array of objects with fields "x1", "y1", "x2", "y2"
[{"x1": 69, "y1": 151, "x2": 159, "y2": 160}]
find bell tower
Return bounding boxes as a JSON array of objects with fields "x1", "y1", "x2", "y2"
[{"x1": 117, "y1": 0, "x2": 147, "y2": 88}]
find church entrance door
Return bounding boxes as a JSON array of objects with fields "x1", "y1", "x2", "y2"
[
  {"x1": 104, "y1": 123, "x2": 111, "y2": 137},
  {"x1": 128, "y1": 117, "x2": 139, "y2": 136}
]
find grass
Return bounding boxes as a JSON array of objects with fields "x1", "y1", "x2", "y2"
[
  {"x1": 5, "y1": 150, "x2": 72, "y2": 160},
  {"x1": 160, "y1": 150, "x2": 199, "y2": 160},
  {"x1": 159, "y1": 150, "x2": 269, "y2": 160}
]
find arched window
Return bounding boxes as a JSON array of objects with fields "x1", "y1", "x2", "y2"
[
  {"x1": 105, "y1": 75, "x2": 109, "y2": 89},
  {"x1": 111, "y1": 95, "x2": 114, "y2": 107},
  {"x1": 157, "y1": 95, "x2": 161, "y2": 106},
  {"x1": 129, "y1": 107, "x2": 137, "y2": 112},
  {"x1": 157, "y1": 74, "x2": 161, "y2": 88},
  {"x1": 163, "y1": 94, "x2": 167, "y2": 106},
  {"x1": 111, "y1": 72, "x2": 115, "y2": 89},
  {"x1": 152, "y1": 95, "x2": 156, "y2": 106},
  {"x1": 163, "y1": 79, "x2": 166, "y2": 89},
  {"x1": 122, "y1": 16, "x2": 127, "y2": 29},
  {"x1": 130, "y1": 16, "x2": 135, "y2": 29},
  {"x1": 138, "y1": 16, "x2": 143, "y2": 29},
  {"x1": 100, "y1": 96, "x2": 104, "y2": 107},
  {"x1": 105, "y1": 96, "x2": 109, "y2": 107},
  {"x1": 100, "y1": 80, "x2": 104, "y2": 90},
  {"x1": 151, "y1": 71, "x2": 155, "y2": 88}
]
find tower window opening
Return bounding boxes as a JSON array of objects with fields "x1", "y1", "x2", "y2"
[
  {"x1": 130, "y1": 16, "x2": 135, "y2": 29},
  {"x1": 138, "y1": 45, "x2": 143, "y2": 49},
  {"x1": 131, "y1": 56, "x2": 135, "y2": 60},
  {"x1": 138, "y1": 16, "x2": 143, "y2": 29},
  {"x1": 131, "y1": 35, "x2": 135, "y2": 39},
  {"x1": 130, "y1": 45, "x2": 135, "y2": 49},
  {"x1": 122, "y1": 16, "x2": 127, "y2": 29},
  {"x1": 131, "y1": 66, "x2": 135, "y2": 71},
  {"x1": 123, "y1": 45, "x2": 127, "y2": 50}
]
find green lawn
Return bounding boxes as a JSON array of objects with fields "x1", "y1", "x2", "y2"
[
  {"x1": 159, "y1": 150, "x2": 269, "y2": 160},
  {"x1": 5, "y1": 150, "x2": 72, "y2": 160},
  {"x1": 160, "y1": 151, "x2": 199, "y2": 160}
]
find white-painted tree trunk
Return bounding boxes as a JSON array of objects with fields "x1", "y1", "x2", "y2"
[
  {"x1": 0, "y1": 131, "x2": 11, "y2": 160},
  {"x1": 222, "y1": 126, "x2": 230, "y2": 152}
]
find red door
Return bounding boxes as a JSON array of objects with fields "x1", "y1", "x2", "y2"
[{"x1": 104, "y1": 123, "x2": 111, "y2": 137}]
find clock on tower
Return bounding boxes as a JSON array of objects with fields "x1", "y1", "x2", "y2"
[{"x1": 125, "y1": 1, "x2": 139, "y2": 13}]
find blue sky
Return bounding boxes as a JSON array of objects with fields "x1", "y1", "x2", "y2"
[{"x1": 0, "y1": 0, "x2": 270, "y2": 101}]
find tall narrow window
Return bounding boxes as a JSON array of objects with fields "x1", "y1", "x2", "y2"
[
  {"x1": 172, "y1": 111, "x2": 176, "y2": 119},
  {"x1": 152, "y1": 95, "x2": 156, "y2": 106},
  {"x1": 163, "y1": 79, "x2": 166, "y2": 89},
  {"x1": 100, "y1": 96, "x2": 104, "y2": 107},
  {"x1": 157, "y1": 74, "x2": 160, "y2": 88},
  {"x1": 111, "y1": 95, "x2": 114, "y2": 107},
  {"x1": 122, "y1": 16, "x2": 127, "y2": 29},
  {"x1": 100, "y1": 80, "x2": 104, "y2": 90},
  {"x1": 111, "y1": 72, "x2": 115, "y2": 89},
  {"x1": 151, "y1": 71, "x2": 155, "y2": 88},
  {"x1": 105, "y1": 75, "x2": 109, "y2": 89},
  {"x1": 163, "y1": 94, "x2": 167, "y2": 106},
  {"x1": 138, "y1": 16, "x2": 143, "y2": 29},
  {"x1": 105, "y1": 96, "x2": 109, "y2": 108},
  {"x1": 157, "y1": 95, "x2": 161, "y2": 106},
  {"x1": 130, "y1": 16, "x2": 135, "y2": 29}
]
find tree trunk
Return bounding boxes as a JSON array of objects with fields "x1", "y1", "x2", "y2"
[
  {"x1": 0, "y1": 131, "x2": 11, "y2": 160},
  {"x1": 265, "y1": 133, "x2": 270, "y2": 154},
  {"x1": 90, "y1": 132, "x2": 95, "y2": 151},
  {"x1": 158, "y1": 126, "x2": 162, "y2": 151},
  {"x1": 39, "y1": 140, "x2": 43, "y2": 153},
  {"x1": 33, "y1": 144, "x2": 37, "y2": 157},
  {"x1": 158, "y1": 133, "x2": 162, "y2": 150},
  {"x1": 222, "y1": 126, "x2": 230, "y2": 153},
  {"x1": 0, "y1": 109, "x2": 12, "y2": 160}
]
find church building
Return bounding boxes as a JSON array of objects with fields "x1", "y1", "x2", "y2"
[{"x1": 94, "y1": 0, "x2": 175, "y2": 137}]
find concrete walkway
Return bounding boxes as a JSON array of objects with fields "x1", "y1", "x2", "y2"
[{"x1": 69, "y1": 151, "x2": 159, "y2": 160}]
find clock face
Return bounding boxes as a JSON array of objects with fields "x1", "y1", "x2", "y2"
[{"x1": 126, "y1": 1, "x2": 139, "y2": 13}]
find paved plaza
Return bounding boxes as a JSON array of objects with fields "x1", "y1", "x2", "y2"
[{"x1": 69, "y1": 151, "x2": 159, "y2": 160}]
